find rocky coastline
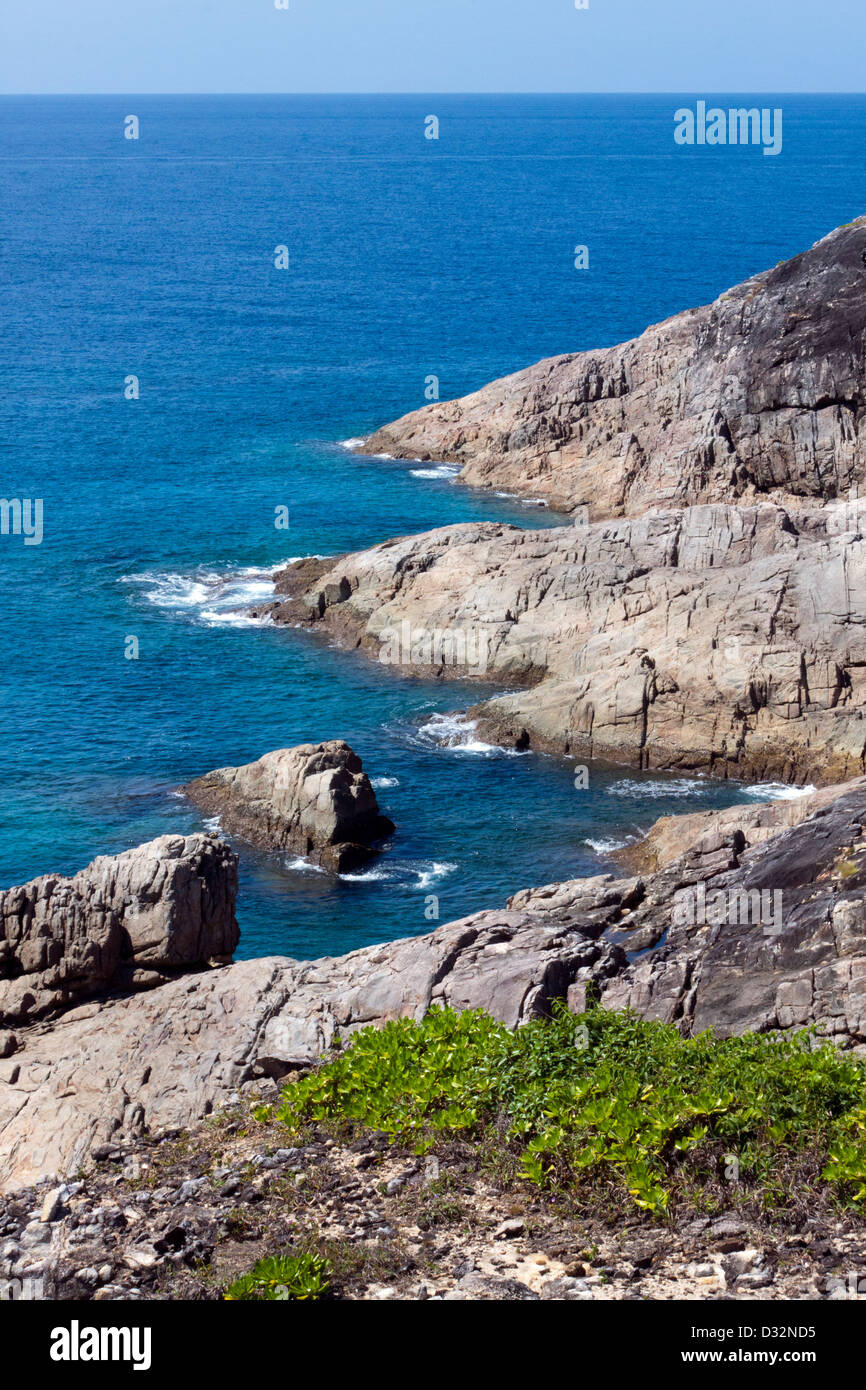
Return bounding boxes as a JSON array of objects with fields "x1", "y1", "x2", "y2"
[
  {"x1": 1, "y1": 778, "x2": 865, "y2": 1185},
  {"x1": 357, "y1": 218, "x2": 866, "y2": 520},
  {"x1": 248, "y1": 221, "x2": 866, "y2": 785},
  {"x1": 5, "y1": 220, "x2": 866, "y2": 1301},
  {"x1": 2, "y1": 777, "x2": 866, "y2": 1299}
]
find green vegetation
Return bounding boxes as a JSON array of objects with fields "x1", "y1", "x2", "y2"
[
  {"x1": 224, "y1": 1252, "x2": 331, "y2": 1301},
  {"x1": 267, "y1": 1004, "x2": 866, "y2": 1218}
]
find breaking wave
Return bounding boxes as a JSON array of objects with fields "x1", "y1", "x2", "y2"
[
  {"x1": 743, "y1": 782, "x2": 817, "y2": 801},
  {"x1": 122, "y1": 561, "x2": 307, "y2": 628},
  {"x1": 412, "y1": 712, "x2": 529, "y2": 757},
  {"x1": 410, "y1": 464, "x2": 460, "y2": 480},
  {"x1": 607, "y1": 777, "x2": 709, "y2": 799}
]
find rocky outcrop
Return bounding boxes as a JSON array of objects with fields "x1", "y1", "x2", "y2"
[
  {"x1": 516, "y1": 785, "x2": 866, "y2": 1046},
  {"x1": 0, "y1": 899, "x2": 626, "y2": 1192},
  {"x1": 262, "y1": 503, "x2": 866, "y2": 784},
  {"x1": 244, "y1": 224, "x2": 866, "y2": 780},
  {"x1": 358, "y1": 219, "x2": 866, "y2": 518},
  {"x1": 0, "y1": 834, "x2": 238, "y2": 1030},
  {"x1": 614, "y1": 777, "x2": 866, "y2": 874},
  {"x1": 4, "y1": 783, "x2": 866, "y2": 1192},
  {"x1": 600, "y1": 786, "x2": 866, "y2": 1042},
  {"x1": 183, "y1": 741, "x2": 395, "y2": 873}
]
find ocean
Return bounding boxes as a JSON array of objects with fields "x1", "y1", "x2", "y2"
[{"x1": 1, "y1": 94, "x2": 862, "y2": 960}]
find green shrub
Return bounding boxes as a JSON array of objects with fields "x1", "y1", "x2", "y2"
[
  {"x1": 273, "y1": 1005, "x2": 866, "y2": 1217},
  {"x1": 224, "y1": 1252, "x2": 331, "y2": 1301}
]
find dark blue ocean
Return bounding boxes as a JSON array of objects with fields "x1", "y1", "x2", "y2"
[{"x1": 1, "y1": 95, "x2": 862, "y2": 960}]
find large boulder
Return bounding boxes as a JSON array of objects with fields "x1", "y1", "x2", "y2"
[
  {"x1": 0, "y1": 834, "x2": 238, "y2": 1029},
  {"x1": 183, "y1": 740, "x2": 395, "y2": 872}
]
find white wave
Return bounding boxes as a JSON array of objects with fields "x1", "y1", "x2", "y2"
[
  {"x1": 371, "y1": 775, "x2": 399, "y2": 789},
  {"x1": 608, "y1": 777, "x2": 709, "y2": 799},
  {"x1": 584, "y1": 836, "x2": 630, "y2": 854},
  {"x1": 495, "y1": 491, "x2": 520, "y2": 500},
  {"x1": 338, "y1": 857, "x2": 455, "y2": 889},
  {"x1": 372, "y1": 452, "x2": 394, "y2": 460},
  {"x1": 235, "y1": 563, "x2": 284, "y2": 580},
  {"x1": 340, "y1": 437, "x2": 367, "y2": 449},
  {"x1": 202, "y1": 815, "x2": 222, "y2": 833},
  {"x1": 285, "y1": 856, "x2": 327, "y2": 875},
  {"x1": 199, "y1": 607, "x2": 271, "y2": 629},
  {"x1": 123, "y1": 567, "x2": 277, "y2": 627},
  {"x1": 410, "y1": 465, "x2": 460, "y2": 480},
  {"x1": 414, "y1": 712, "x2": 528, "y2": 757},
  {"x1": 524, "y1": 498, "x2": 549, "y2": 507},
  {"x1": 743, "y1": 782, "x2": 817, "y2": 801},
  {"x1": 412, "y1": 861, "x2": 457, "y2": 890},
  {"x1": 339, "y1": 866, "x2": 396, "y2": 883}
]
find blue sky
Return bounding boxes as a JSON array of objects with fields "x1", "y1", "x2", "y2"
[{"x1": 1, "y1": 0, "x2": 864, "y2": 95}]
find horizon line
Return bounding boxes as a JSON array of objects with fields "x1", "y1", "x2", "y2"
[{"x1": 2, "y1": 90, "x2": 865, "y2": 99}]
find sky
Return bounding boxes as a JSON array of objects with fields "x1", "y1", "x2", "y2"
[{"x1": 0, "y1": 0, "x2": 864, "y2": 95}]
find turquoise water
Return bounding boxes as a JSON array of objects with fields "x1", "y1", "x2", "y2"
[{"x1": 1, "y1": 95, "x2": 862, "y2": 960}]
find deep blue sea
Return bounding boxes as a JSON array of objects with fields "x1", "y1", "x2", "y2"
[{"x1": 1, "y1": 95, "x2": 863, "y2": 960}]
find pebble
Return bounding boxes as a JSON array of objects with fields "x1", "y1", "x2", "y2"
[
  {"x1": 123, "y1": 1247, "x2": 158, "y2": 1271},
  {"x1": 39, "y1": 1188, "x2": 64, "y2": 1224},
  {"x1": 175, "y1": 1179, "x2": 205, "y2": 1201},
  {"x1": 721, "y1": 1248, "x2": 762, "y2": 1279},
  {"x1": 494, "y1": 1218, "x2": 525, "y2": 1240},
  {"x1": 737, "y1": 1268, "x2": 774, "y2": 1289}
]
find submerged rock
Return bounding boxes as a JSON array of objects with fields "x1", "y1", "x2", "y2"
[{"x1": 183, "y1": 740, "x2": 395, "y2": 873}]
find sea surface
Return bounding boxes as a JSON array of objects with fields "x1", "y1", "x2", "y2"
[{"x1": 1, "y1": 95, "x2": 861, "y2": 960}]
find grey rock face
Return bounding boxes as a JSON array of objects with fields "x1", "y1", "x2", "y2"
[
  {"x1": 248, "y1": 225, "x2": 866, "y2": 782},
  {"x1": 0, "y1": 834, "x2": 238, "y2": 1030},
  {"x1": 183, "y1": 741, "x2": 395, "y2": 872},
  {"x1": 614, "y1": 777, "x2": 866, "y2": 874},
  {"x1": 264, "y1": 503, "x2": 866, "y2": 784},
  {"x1": 358, "y1": 219, "x2": 866, "y2": 518},
  {"x1": 601, "y1": 789, "x2": 866, "y2": 1043}
]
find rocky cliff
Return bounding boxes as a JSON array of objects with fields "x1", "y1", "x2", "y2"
[
  {"x1": 358, "y1": 218, "x2": 866, "y2": 518},
  {"x1": 253, "y1": 223, "x2": 866, "y2": 782}
]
